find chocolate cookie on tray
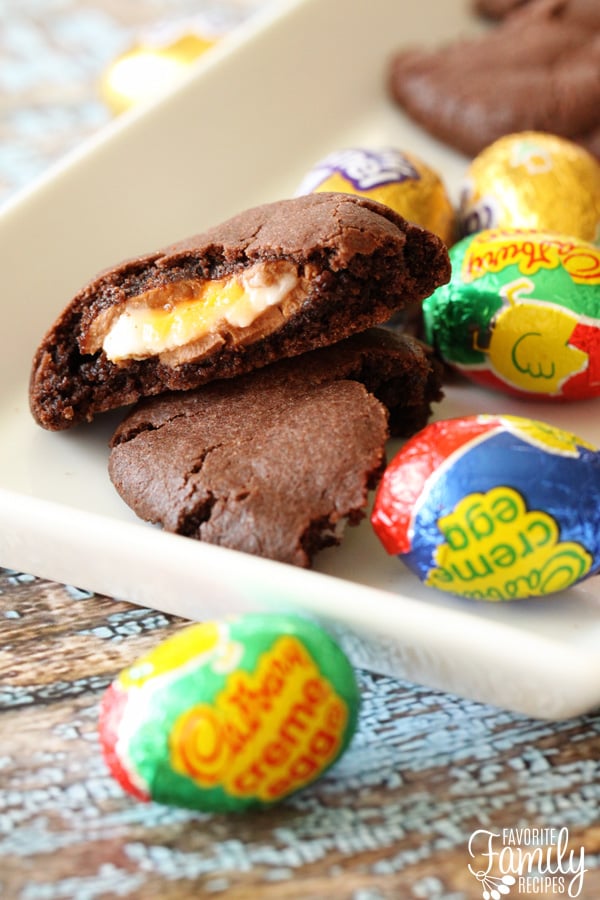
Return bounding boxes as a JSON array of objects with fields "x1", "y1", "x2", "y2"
[
  {"x1": 29, "y1": 192, "x2": 449, "y2": 430},
  {"x1": 108, "y1": 329, "x2": 443, "y2": 568},
  {"x1": 473, "y1": 0, "x2": 532, "y2": 18},
  {"x1": 389, "y1": 0, "x2": 600, "y2": 160}
]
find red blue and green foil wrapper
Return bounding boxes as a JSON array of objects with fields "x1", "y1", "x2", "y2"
[{"x1": 371, "y1": 414, "x2": 600, "y2": 601}]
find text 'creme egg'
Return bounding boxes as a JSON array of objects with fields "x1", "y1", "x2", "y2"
[{"x1": 371, "y1": 414, "x2": 600, "y2": 601}]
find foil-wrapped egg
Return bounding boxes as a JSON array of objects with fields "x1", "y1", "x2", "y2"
[
  {"x1": 100, "y1": 17, "x2": 223, "y2": 114},
  {"x1": 296, "y1": 147, "x2": 456, "y2": 246},
  {"x1": 371, "y1": 414, "x2": 600, "y2": 601},
  {"x1": 423, "y1": 228, "x2": 600, "y2": 399},
  {"x1": 99, "y1": 612, "x2": 359, "y2": 812},
  {"x1": 459, "y1": 132, "x2": 600, "y2": 245}
]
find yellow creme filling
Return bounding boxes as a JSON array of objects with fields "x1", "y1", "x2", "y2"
[{"x1": 102, "y1": 265, "x2": 298, "y2": 362}]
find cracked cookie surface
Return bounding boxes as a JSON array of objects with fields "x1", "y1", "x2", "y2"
[{"x1": 108, "y1": 329, "x2": 443, "y2": 567}]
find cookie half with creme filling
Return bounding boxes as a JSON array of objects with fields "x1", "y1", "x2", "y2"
[{"x1": 29, "y1": 192, "x2": 450, "y2": 430}]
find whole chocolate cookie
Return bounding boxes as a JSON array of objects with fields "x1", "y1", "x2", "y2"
[
  {"x1": 389, "y1": 0, "x2": 600, "y2": 160},
  {"x1": 30, "y1": 192, "x2": 449, "y2": 430},
  {"x1": 108, "y1": 328, "x2": 443, "y2": 568}
]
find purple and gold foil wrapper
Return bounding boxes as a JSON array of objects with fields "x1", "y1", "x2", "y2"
[
  {"x1": 296, "y1": 147, "x2": 456, "y2": 246},
  {"x1": 459, "y1": 132, "x2": 600, "y2": 245}
]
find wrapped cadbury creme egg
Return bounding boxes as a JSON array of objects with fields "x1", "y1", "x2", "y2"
[
  {"x1": 371, "y1": 413, "x2": 600, "y2": 601},
  {"x1": 423, "y1": 228, "x2": 600, "y2": 399},
  {"x1": 98, "y1": 612, "x2": 359, "y2": 812},
  {"x1": 459, "y1": 132, "x2": 600, "y2": 245},
  {"x1": 295, "y1": 147, "x2": 456, "y2": 246},
  {"x1": 99, "y1": 16, "x2": 222, "y2": 114}
]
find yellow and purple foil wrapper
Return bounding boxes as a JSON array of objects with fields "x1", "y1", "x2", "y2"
[
  {"x1": 459, "y1": 132, "x2": 600, "y2": 246},
  {"x1": 296, "y1": 147, "x2": 456, "y2": 246}
]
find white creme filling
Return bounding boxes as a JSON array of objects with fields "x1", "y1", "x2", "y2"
[{"x1": 102, "y1": 263, "x2": 299, "y2": 362}]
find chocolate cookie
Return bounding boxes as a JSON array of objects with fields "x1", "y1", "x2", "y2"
[
  {"x1": 389, "y1": 0, "x2": 600, "y2": 160},
  {"x1": 30, "y1": 192, "x2": 449, "y2": 430},
  {"x1": 108, "y1": 328, "x2": 443, "y2": 568},
  {"x1": 474, "y1": 0, "x2": 532, "y2": 18}
]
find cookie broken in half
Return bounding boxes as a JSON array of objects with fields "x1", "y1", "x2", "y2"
[{"x1": 30, "y1": 193, "x2": 449, "y2": 430}]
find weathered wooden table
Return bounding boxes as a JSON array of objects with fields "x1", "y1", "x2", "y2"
[{"x1": 1, "y1": 2, "x2": 599, "y2": 898}]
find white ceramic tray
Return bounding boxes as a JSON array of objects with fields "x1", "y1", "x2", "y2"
[{"x1": 2, "y1": 0, "x2": 600, "y2": 721}]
